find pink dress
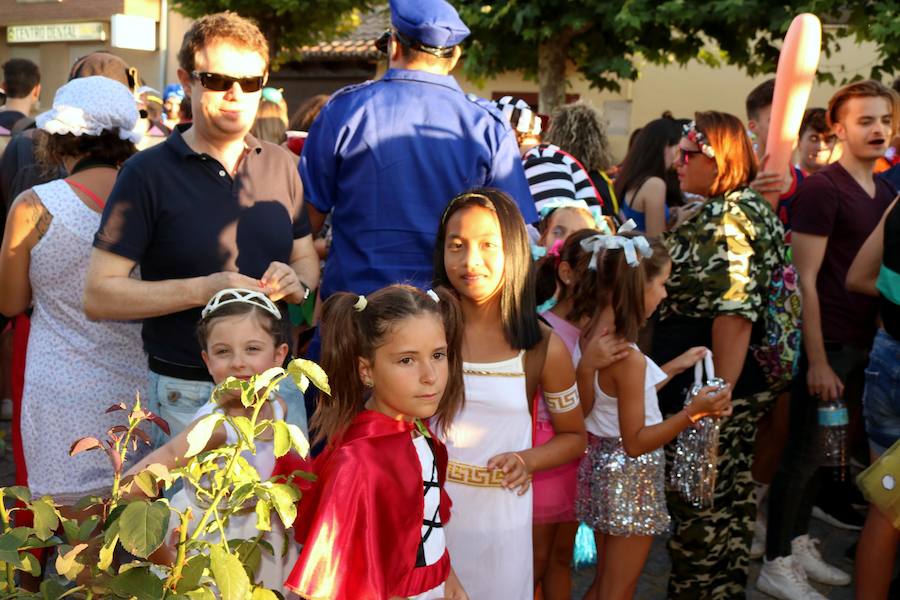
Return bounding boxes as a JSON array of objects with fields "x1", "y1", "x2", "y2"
[{"x1": 533, "y1": 311, "x2": 582, "y2": 523}]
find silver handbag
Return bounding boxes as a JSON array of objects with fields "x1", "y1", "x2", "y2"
[{"x1": 669, "y1": 352, "x2": 728, "y2": 508}]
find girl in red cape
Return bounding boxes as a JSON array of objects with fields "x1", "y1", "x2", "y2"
[{"x1": 286, "y1": 285, "x2": 468, "y2": 600}]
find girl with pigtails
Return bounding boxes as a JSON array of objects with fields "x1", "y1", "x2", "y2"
[
  {"x1": 286, "y1": 285, "x2": 468, "y2": 600},
  {"x1": 432, "y1": 188, "x2": 587, "y2": 599}
]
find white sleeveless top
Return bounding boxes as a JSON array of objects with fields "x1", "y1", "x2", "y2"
[
  {"x1": 192, "y1": 397, "x2": 285, "y2": 480},
  {"x1": 575, "y1": 344, "x2": 667, "y2": 438}
]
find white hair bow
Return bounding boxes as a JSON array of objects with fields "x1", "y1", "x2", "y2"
[{"x1": 579, "y1": 219, "x2": 652, "y2": 269}]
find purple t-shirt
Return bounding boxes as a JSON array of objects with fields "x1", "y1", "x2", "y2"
[{"x1": 791, "y1": 162, "x2": 893, "y2": 347}]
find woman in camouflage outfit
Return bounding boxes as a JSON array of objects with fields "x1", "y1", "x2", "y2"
[{"x1": 649, "y1": 111, "x2": 786, "y2": 599}]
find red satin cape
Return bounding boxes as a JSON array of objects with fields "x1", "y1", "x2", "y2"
[{"x1": 285, "y1": 410, "x2": 451, "y2": 599}]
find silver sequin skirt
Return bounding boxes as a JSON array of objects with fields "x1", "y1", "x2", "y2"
[{"x1": 575, "y1": 434, "x2": 671, "y2": 536}]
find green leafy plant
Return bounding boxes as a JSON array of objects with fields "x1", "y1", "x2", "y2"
[{"x1": 0, "y1": 358, "x2": 329, "y2": 599}]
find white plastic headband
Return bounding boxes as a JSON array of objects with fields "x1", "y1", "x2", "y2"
[
  {"x1": 579, "y1": 219, "x2": 653, "y2": 269},
  {"x1": 201, "y1": 288, "x2": 281, "y2": 320}
]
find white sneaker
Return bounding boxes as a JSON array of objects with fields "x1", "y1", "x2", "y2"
[
  {"x1": 757, "y1": 555, "x2": 827, "y2": 600},
  {"x1": 791, "y1": 534, "x2": 851, "y2": 586},
  {"x1": 750, "y1": 515, "x2": 767, "y2": 559}
]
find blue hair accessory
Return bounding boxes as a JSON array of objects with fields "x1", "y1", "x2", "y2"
[
  {"x1": 531, "y1": 244, "x2": 547, "y2": 260},
  {"x1": 539, "y1": 198, "x2": 611, "y2": 234},
  {"x1": 163, "y1": 84, "x2": 184, "y2": 101},
  {"x1": 262, "y1": 87, "x2": 284, "y2": 104},
  {"x1": 537, "y1": 297, "x2": 557, "y2": 314},
  {"x1": 579, "y1": 219, "x2": 652, "y2": 269}
]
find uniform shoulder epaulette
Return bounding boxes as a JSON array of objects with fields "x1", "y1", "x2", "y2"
[
  {"x1": 465, "y1": 93, "x2": 508, "y2": 127},
  {"x1": 330, "y1": 79, "x2": 377, "y2": 99}
]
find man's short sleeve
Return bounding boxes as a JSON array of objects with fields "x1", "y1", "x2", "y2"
[
  {"x1": 299, "y1": 106, "x2": 338, "y2": 214},
  {"x1": 285, "y1": 159, "x2": 312, "y2": 239},
  {"x1": 790, "y1": 172, "x2": 839, "y2": 237},
  {"x1": 487, "y1": 126, "x2": 537, "y2": 223},
  {"x1": 93, "y1": 162, "x2": 154, "y2": 262}
]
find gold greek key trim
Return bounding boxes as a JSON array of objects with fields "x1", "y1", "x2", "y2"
[
  {"x1": 446, "y1": 460, "x2": 505, "y2": 487},
  {"x1": 544, "y1": 384, "x2": 580, "y2": 413},
  {"x1": 463, "y1": 369, "x2": 525, "y2": 377}
]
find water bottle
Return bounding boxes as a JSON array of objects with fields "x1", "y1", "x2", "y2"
[{"x1": 819, "y1": 400, "x2": 849, "y2": 474}]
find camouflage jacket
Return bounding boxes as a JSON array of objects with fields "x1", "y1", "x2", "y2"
[{"x1": 660, "y1": 187, "x2": 786, "y2": 323}]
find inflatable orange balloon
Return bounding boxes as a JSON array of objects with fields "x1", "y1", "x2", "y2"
[{"x1": 764, "y1": 13, "x2": 822, "y2": 207}]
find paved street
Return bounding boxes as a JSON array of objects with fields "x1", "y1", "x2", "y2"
[{"x1": 571, "y1": 522, "x2": 859, "y2": 599}]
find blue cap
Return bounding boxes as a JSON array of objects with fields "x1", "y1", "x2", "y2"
[
  {"x1": 163, "y1": 83, "x2": 184, "y2": 101},
  {"x1": 390, "y1": 0, "x2": 470, "y2": 49}
]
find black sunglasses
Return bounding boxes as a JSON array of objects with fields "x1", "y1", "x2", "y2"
[{"x1": 191, "y1": 71, "x2": 265, "y2": 93}]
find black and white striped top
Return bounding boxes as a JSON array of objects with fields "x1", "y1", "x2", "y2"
[{"x1": 523, "y1": 143, "x2": 601, "y2": 211}]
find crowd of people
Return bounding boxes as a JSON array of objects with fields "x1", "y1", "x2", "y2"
[{"x1": 0, "y1": 0, "x2": 898, "y2": 598}]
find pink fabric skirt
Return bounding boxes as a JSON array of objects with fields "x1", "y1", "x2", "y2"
[{"x1": 533, "y1": 420, "x2": 581, "y2": 523}]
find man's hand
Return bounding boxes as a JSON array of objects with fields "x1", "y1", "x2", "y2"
[
  {"x1": 749, "y1": 154, "x2": 790, "y2": 196},
  {"x1": 200, "y1": 271, "x2": 261, "y2": 305},
  {"x1": 261, "y1": 261, "x2": 306, "y2": 303},
  {"x1": 807, "y1": 359, "x2": 845, "y2": 402}
]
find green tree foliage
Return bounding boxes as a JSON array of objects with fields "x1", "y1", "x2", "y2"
[
  {"x1": 451, "y1": 0, "x2": 900, "y2": 112},
  {"x1": 172, "y1": 0, "x2": 375, "y2": 65}
]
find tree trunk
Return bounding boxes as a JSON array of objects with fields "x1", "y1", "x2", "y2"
[{"x1": 538, "y1": 36, "x2": 569, "y2": 115}]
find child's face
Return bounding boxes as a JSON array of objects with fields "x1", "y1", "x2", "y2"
[
  {"x1": 644, "y1": 260, "x2": 671, "y2": 318},
  {"x1": 201, "y1": 313, "x2": 289, "y2": 385},
  {"x1": 539, "y1": 207, "x2": 595, "y2": 249},
  {"x1": 797, "y1": 128, "x2": 836, "y2": 173},
  {"x1": 359, "y1": 314, "x2": 449, "y2": 422},
  {"x1": 443, "y1": 206, "x2": 505, "y2": 304}
]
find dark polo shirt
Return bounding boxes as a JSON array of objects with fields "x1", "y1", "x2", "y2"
[{"x1": 95, "y1": 126, "x2": 311, "y2": 373}]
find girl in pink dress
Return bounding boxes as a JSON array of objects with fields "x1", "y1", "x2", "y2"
[{"x1": 531, "y1": 229, "x2": 630, "y2": 599}]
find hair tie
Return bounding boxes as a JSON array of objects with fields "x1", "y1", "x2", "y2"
[
  {"x1": 202, "y1": 288, "x2": 282, "y2": 320},
  {"x1": 548, "y1": 238, "x2": 564, "y2": 260},
  {"x1": 353, "y1": 295, "x2": 367, "y2": 312},
  {"x1": 579, "y1": 222, "x2": 653, "y2": 269},
  {"x1": 531, "y1": 244, "x2": 547, "y2": 261},
  {"x1": 426, "y1": 289, "x2": 440, "y2": 303}
]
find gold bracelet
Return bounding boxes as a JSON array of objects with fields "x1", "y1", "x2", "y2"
[{"x1": 512, "y1": 452, "x2": 528, "y2": 471}]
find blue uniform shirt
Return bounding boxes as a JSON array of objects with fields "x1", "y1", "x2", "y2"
[{"x1": 300, "y1": 68, "x2": 536, "y2": 299}]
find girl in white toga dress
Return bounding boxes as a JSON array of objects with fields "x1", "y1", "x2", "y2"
[{"x1": 432, "y1": 189, "x2": 587, "y2": 599}]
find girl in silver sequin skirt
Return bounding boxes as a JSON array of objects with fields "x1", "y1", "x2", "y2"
[
  {"x1": 576, "y1": 435, "x2": 669, "y2": 536},
  {"x1": 570, "y1": 231, "x2": 732, "y2": 599}
]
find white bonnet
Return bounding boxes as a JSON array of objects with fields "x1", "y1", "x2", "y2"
[{"x1": 36, "y1": 76, "x2": 142, "y2": 144}]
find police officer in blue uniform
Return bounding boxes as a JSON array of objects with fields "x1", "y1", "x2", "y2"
[{"x1": 301, "y1": 0, "x2": 536, "y2": 304}]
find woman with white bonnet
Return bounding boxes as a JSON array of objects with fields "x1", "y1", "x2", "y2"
[{"x1": 0, "y1": 76, "x2": 148, "y2": 515}]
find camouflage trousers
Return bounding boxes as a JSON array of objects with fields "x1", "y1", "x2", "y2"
[{"x1": 665, "y1": 390, "x2": 774, "y2": 599}]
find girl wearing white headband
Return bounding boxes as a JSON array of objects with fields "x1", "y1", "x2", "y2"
[
  {"x1": 127, "y1": 288, "x2": 298, "y2": 594},
  {"x1": 572, "y1": 231, "x2": 732, "y2": 600}
]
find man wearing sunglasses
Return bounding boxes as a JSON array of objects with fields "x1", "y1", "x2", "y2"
[
  {"x1": 301, "y1": 0, "x2": 535, "y2": 319},
  {"x1": 86, "y1": 12, "x2": 319, "y2": 442}
]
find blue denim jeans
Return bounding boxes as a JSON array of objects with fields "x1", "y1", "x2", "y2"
[
  {"x1": 147, "y1": 370, "x2": 309, "y2": 448},
  {"x1": 863, "y1": 329, "x2": 900, "y2": 454}
]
